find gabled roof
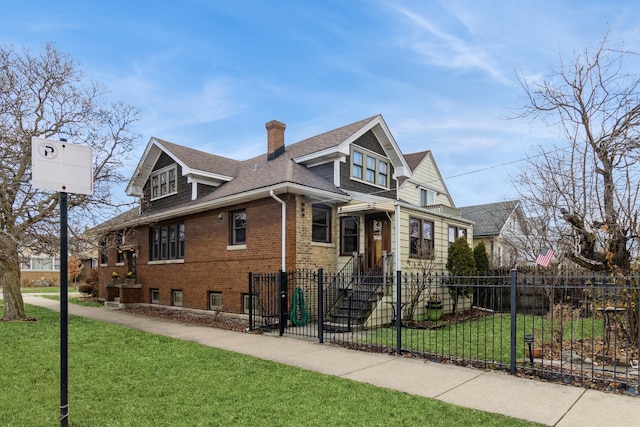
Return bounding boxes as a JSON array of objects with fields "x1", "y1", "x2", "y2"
[
  {"x1": 460, "y1": 200, "x2": 521, "y2": 237},
  {"x1": 197, "y1": 147, "x2": 346, "y2": 202},
  {"x1": 103, "y1": 116, "x2": 416, "y2": 230},
  {"x1": 288, "y1": 116, "x2": 379, "y2": 159},
  {"x1": 155, "y1": 138, "x2": 239, "y2": 177},
  {"x1": 398, "y1": 150, "x2": 430, "y2": 186},
  {"x1": 291, "y1": 115, "x2": 411, "y2": 179},
  {"x1": 404, "y1": 150, "x2": 430, "y2": 171},
  {"x1": 126, "y1": 138, "x2": 240, "y2": 196}
]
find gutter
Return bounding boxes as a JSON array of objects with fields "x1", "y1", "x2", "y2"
[
  {"x1": 270, "y1": 190, "x2": 286, "y2": 271},
  {"x1": 91, "y1": 183, "x2": 350, "y2": 234}
]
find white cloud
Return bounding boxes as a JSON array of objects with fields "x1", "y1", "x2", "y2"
[{"x1": 389, "y1": 5, "x2": 510, "y2": 84}]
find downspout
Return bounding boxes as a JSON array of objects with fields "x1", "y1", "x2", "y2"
[
  {"x1": 395, "y1": 175, "x2": 401, "y2": 272},
  {"x1": 395, "y1": 201, "x2": 401, "y2": 272},
  {"x1": 270, "y1": 190, "x2": 286, "y2": 271}
]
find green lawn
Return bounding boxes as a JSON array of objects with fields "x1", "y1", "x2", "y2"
[
  {"x1": 363, "y1": 314, "x2": 604, "y2": 363},
  {"x1": 0, "y1": 304, "x2": 541, "y2": 426},
  {"x1": 41, "y1": 294, "x2": 103, "y2": 307},
  {"x1": 20, "y1": 286, "x2": 78, "y2": 293}
]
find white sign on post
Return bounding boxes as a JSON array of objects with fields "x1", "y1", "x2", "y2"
[{"x1": 31, "y1": 137, "x2": 94, "y2": 195}]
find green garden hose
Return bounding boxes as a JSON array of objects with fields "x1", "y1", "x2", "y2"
[{"x1": 290, "y1": 287, "x2": 310, "y2": 326}]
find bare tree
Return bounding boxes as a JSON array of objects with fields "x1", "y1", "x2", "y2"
[
  {"x1": 403, "y1": 247, "x2": 437, "y2": 321},
  {"x1": 0, "y1": 43, "x2": 140, "y2": 320},
  {"x1": 515, "y1": 35, "x2": 640, "y2": 274}
]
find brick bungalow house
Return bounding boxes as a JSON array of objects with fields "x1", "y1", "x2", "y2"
[{"x1": 93, "y1": 114, "x2": 473, "y2": 320}]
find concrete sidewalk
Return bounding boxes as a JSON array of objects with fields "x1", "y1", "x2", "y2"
[{"x1": 22, "y1": 294, "x2": 640, "y2": 426}]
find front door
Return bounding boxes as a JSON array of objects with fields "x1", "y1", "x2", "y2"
[{"x1": 365, "y1": 214, "x2": 391, "y2": 270}]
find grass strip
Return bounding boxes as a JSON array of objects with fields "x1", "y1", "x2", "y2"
[{"x1": 0, "y1": 304, "x2": 541, "y2": 426}]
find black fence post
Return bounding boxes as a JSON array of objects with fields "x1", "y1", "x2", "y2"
[
  {"x1": 318, "y1": 268, "x2": 324, "y2": 344},
  {"x1": 279, "y1": 270, "x2": 287, "y2": 336},
  {"x1": 510, "y1": 268, "x2": 517, "y2": 375},
  {"x1": 248, "y1": 272, "x2": 253, "y2": 331},
  {"x1": 347, "y1": 293, "x2": 353, "y2": 332},
  {"x1": 396, "y1": 270, "x2": 402, "y2": 355}
]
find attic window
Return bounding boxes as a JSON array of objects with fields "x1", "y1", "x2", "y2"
[
  {"x1": 150, "y1": 165, "x2": 177, "y2": 200},
  {"x1": 350, "y1": 147, "x2": 389, "y2": 189},
  {"x1": 420, "y1": 188, "x2": 435, "y2": 207}
]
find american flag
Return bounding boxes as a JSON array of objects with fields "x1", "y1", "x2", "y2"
[{"x1": 536, "y1": 247, "x2": 555, "y2": 267}]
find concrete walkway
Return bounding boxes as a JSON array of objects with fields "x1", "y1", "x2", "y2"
[{"x1": 22, "y1": 294, "x2": 640, "y2": 426}]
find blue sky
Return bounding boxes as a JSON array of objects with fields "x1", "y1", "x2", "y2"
[{"x1": 3, "y1": 1, "x2": 640, "y2": 207}]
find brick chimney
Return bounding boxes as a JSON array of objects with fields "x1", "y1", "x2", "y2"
[{"x1": 266, "y1": 120, "x2": 286, "y2": 160}]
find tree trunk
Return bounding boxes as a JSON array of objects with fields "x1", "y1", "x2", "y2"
[{"x1": 1, "y1": 246, "x2": 27, "y2": 320}]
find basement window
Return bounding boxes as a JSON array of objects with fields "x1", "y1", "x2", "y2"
[
  {"x1": 172, "y1": 290, "x2": 183, "y2": 307},
  {"x1": 209, "y1": 292, "x2": 222, "y2": 310},
  {"x1": 243, "y1": 293, "x2": 259, "y2": 315}
]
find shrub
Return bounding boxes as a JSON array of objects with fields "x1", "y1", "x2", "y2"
[{"x1": 78, "y1": 280, "x2": 99, "y2": 297}]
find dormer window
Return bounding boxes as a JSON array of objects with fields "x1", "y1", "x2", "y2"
[
  {"x1": 352, "y1": 151, "x2": 363, "y2": 179},
  {"x1": 420, "y1": 188, "x2": 435, "y2": 207},
  {"x1": 350, "y1": 148, "x2": 390, "y2": 189},
  {"x1": 151, "y1": 165, "x2": 177, "y2": 200},
  {"x1": 378, "y1": 161, "x2": 388, "y2": 187}
]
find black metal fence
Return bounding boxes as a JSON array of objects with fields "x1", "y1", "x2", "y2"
[{"x1": 248, "y1": 269, "x2": 640, "y2": 395}]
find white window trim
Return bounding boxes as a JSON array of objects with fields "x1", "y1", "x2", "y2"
[
  {"x1": 150, "y1": 164, "x2": 178, "y2": 201},
  {"x1": 209, "y1": 292, "x2": 222, "y2": 310},
  {"x1": 147, "y1": 259, "x2": 185, "y2": 265},
  {"x1": 172, "y1": 290, "x2": 183, "y2": 307},
  {"x1": 227, "y1": 244, "x2": 247, "y2": 251},
  {"x1": 311, "y1": 242, "x2": 335, "y2": 248},
  {"x1": 151, "y1": 289, "x2": 160, "y2": 304},
  {"x1": 243, "y1": 294, "x2": 259, "y2": 315},
  {"x1": 350, "y1": 146, "x2": 390, "y2": 190},
  {"x1": 420, "y1": 188, "x2": 436, "y2": 207}
]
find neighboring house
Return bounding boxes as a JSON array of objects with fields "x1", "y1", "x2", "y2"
[
  {"x1": 19, "y1": 252, "x2": 97, "y2": 286},
  {"x1": 460, "y1": 200, "x2": 528, "y2": 268},
  {"x1": 20, "y1": 253, "x2": 61, "y2": 286},
  {"x1": 93, "y1": 114, "x2": 473, "y2": 319}
]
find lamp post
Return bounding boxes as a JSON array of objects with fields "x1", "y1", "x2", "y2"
[{"x1": 524, "y1": 333, "x2": 534, "y2": 365}]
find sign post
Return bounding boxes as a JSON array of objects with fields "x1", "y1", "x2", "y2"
[{"x1": 31, "y1": 137, "x2": 93, "y2": 427}]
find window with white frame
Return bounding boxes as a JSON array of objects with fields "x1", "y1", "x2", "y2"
[
  {"x1": 150, "y1": 289, "x2": 160, "y2": 304},
  {"x1": 350, "y1": 148, "x2": 390, "y2": 188},
  {"x1": 420, "y1": 188, "x2": 435, "y2": 207},
  {"x1": 366, "y1": 156, "x2": 376, "y2": 183},
  {"x1": 150, "y1": 165, "x2": 178, "y2": 200},
  {"x1": 172, "y1": 290, "x2": 183, "y2": 307},
  {"x1": 352, "y1": 151, "x2": 363, "y2": 179},
  {"x1": 20, "y1": 256, "x2": 60, "y2": 271},
  {"x1": 378, "y1": 161, "x2": 388, "y2": 187},
  {"x1": 209, "y1": 292, "x2": 222, "y2": 310},
  {"x1": 243, "y1": 293, "x2": 259, "y2": 315}
]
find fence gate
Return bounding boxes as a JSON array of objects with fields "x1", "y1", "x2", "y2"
[{"x1": 248, "y1": 270, "x2": 319, "y2": 339}]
